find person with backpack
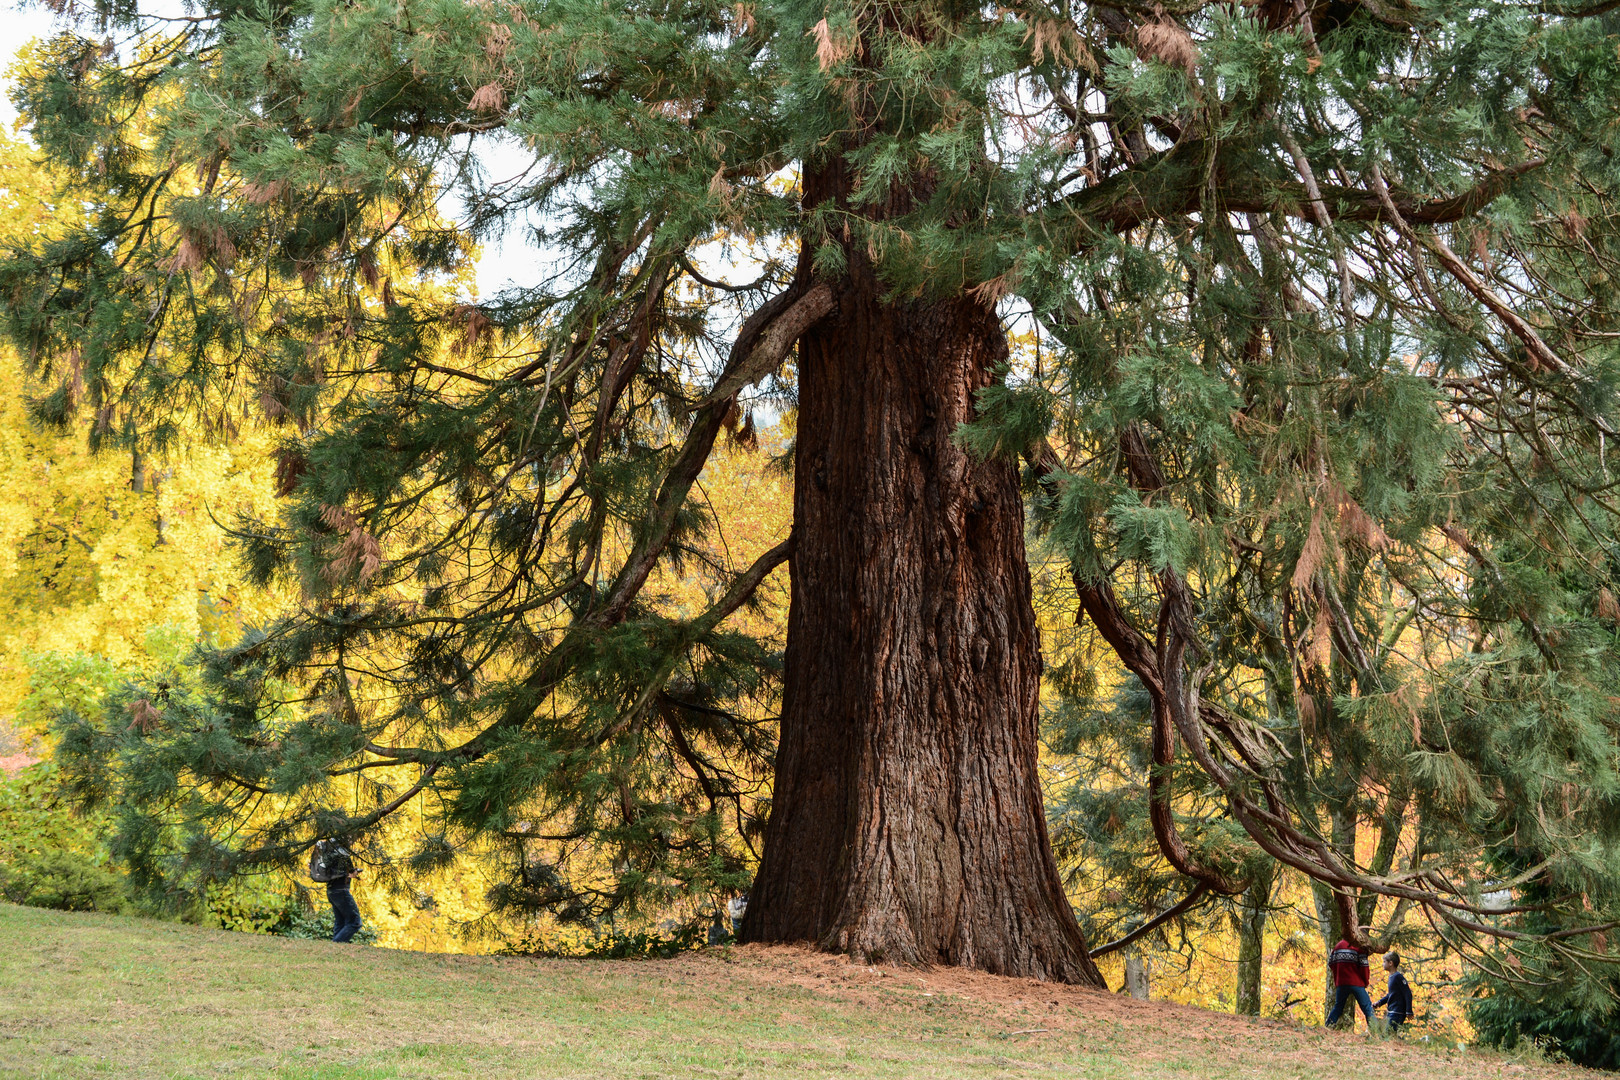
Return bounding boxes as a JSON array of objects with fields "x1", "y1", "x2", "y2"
[
  {"x1": 1323, "y1": 937, "x2": 1375, "y2": 1031},
  {"x1": 1373, "y1": 951, "x2": 1415, "y2": 1034},
  {"x1": 309, "y1": 838, "x2": 364, "y2": 943}
]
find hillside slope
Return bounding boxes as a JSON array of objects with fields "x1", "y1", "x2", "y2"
[{"x1": 0, "y1": 904, "x2": 1579, "y2": 1079}]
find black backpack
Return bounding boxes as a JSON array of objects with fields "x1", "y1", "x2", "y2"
[{"x1": 308, "y1": 839, "x2": 354, "y2": 883}]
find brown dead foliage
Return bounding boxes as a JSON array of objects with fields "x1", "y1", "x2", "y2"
[
  {"x1": 319, "y1": 504, "x2": 384, "y2": 583},
  {"x1": 1024, "y1": 17, "x2": 1094, "y2": 71},
  {"x1": 453, "y1": 305, "x2": 495, "y2": 353},
  {"x1": 470, "y1": 82, "x2": 508, "y2": 113},
  {"x1": 243, "y1": 178, "x2": 290, "y2": 205},
  {"x1": 126, "y1": 699, "x2": 164, "y2": 733},
  {"x1": 1135, "y1": 18, "x2": 1198, "y2": 75},
  {"x1": 1597, "y1": 587, "x2": 1619, "y2": 622},
  {"x1": 1292, "y1": 506, "x2": 1327, "y2": 590},
  {"x1": 811, "y1": 17, "x2": 856, "y2": 70},
  {"x1": 273, "y1": 448, "x2": 308, "y2": 497}
]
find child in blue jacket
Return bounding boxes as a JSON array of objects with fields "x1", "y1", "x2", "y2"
[{"x1": 1373, "y1": 951, "x2": 1414, "y2": 1034}]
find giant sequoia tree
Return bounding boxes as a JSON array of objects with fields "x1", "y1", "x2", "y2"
[{"x1": 7, "y1": 0, "x2": 1620, "y2": 984}]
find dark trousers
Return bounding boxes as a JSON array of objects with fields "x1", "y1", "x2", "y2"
[
  {"x1": 327, "y1": 881, "x2": 362, "y2": 943},
  {"x1": 1326, "y1": 985, "x2": 1374, "y2": 1029},
  {"x1": 1386, "y1": 1013, "x2": 1407, "y2": 1035}
]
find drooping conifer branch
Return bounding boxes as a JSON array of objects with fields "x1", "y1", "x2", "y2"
[
  {"x1": 1029, "y1": 414, "x2": 1620, "y2": 967},
  {"x1": 1087, "y1": 880, "x2": 1212, "y2": 959}
]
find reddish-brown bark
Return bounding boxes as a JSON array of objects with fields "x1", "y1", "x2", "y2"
[{"x1": 742, "y1": 167, "x2": 1103, "y2": 986}]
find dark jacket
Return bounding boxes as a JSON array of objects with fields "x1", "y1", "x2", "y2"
[
  {"x1": 327, "y1": 845, "x2": 356, "y2": 885},
  {"x1": 1374, "y1": 971, "x2": 1413, "y2": 1018},
  {"x1": 1328, "y1": 940, "x2": 1370, "y2": 988},
  {"x1": 312, "y1": 840, "x2": 357, "y2": 885}
]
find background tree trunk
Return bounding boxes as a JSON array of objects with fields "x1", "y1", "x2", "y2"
[
  {"x1": 1124, "y1": 951, "x2": 1151, "y2": 1000},
  {"x1": 1235, "y1": 864, "x2": 1275, "y2": 1015},
  {"x1": 742, "y1": 165, "x2": 1102, "y2": 983}
]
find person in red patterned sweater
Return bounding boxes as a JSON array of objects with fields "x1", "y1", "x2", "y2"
[{"x1": 1324, "y1": 938, "x2": 1375, "y2": 1031}]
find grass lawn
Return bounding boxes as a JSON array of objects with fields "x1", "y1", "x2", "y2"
[{"x1": 0, "y1": 903, "x2": 1577, "y2": 1079}]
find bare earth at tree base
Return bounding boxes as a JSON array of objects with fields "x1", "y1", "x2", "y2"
[{"x1": 0, "y1": 905, "x2": 1577, "y2": 1080}]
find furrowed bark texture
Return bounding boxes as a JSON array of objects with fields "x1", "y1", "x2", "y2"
[
  {"x1": 1236, "y1": 871, "x2": 1272, "y2": 1015},
  {"x1": 745, "y1": 168, "x2": 1103, "y2": 987}
]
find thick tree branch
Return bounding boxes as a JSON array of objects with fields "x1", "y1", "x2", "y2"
[
  {"x1": 351, "y1": 289, "x2": 824, "y2": 772},
  {"x1": 1023, "y1": 434, "x2": 1571, "y2": 944},
  {"x1": 1059, "y1": 143, "x2": 1541, "y2": 245},
  {"x1": 594, "y1": 536, "x2": 793, "y2": 746},
  {"x1": 1088, "y1": 881, "x2": 1213, "y2": 958},
  {"x1": 702, "y1": 284, "x2": 835, "y2": 407}
]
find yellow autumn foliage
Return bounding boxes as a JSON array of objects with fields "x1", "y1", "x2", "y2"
[
  {"x1": 0, "y1": 113, "x2": 799, "y2": 951},
  {"x1": 0, "y1": 131, "x2": 284, "y2": 735}
]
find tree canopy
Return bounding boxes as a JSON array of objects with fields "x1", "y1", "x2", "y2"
[{"x1": 4, "y1": 0, "x2": 1620, "y2": 982}]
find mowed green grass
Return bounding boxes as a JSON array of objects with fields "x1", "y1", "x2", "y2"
[{"x1": 0, "y1": 903, "x2": 1575, "y2": 1080}]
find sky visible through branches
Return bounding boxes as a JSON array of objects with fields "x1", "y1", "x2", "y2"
[{"x1": 2, "y1": 10, "x2": 552, "y2": 297}]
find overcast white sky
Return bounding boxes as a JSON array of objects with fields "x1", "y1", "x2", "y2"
[{"x1": 2, "y1": 5, "x2": 58, "y2": 131}]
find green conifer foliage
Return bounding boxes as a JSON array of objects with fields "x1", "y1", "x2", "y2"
[
  {"x1": 4, "y1": 0, "x2": 1620, "y2": 976},
  {"x1": 1002, "y1": 1, "x2": 1620, "y2": 984},
  {"x1": 1470, "y1": 969, "x2": 1620, "y2": 1068}
]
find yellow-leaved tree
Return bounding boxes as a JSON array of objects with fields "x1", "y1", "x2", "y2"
[
  {"x1": 0, "y1": 118, "x2": 800, "y2": 951},
  {"x1": 0, "y1": 130, "x2": 285, "y2": 751},
  {"x1": 0, "y1": 125, "x2": 296, "y2": 917}
]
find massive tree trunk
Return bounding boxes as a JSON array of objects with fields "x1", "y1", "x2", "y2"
[{"x1": 742, "y1": 166, "x2": 1103, "y2": 986}]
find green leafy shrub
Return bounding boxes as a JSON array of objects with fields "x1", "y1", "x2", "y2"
[
  {"x1": 275, "y1": 906, "x2": 377, "y2": 945},
  {"x1": 0, "y1": 849, "x2": 126, "y2": 913},
  {"x1": 205, "y1": 877, "x2": 301, "y2": 935},
  {"x1": 0, "y1": 761, "x2": 108, "y2": 868},
  {"x1": 0, "y1": 662, "x2": 130, "y2": 918}
]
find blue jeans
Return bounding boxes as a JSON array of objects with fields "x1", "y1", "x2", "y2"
[
  {"x1": 327, "y1": 881, "x2": 362, "y2": 943},
  {"x1": 1386, "y1": 1013, "x2": 1407, "y2": 1035},
  {"x1": 1326, "y1": 985, "x2": 1374, "y2": 1029}
]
